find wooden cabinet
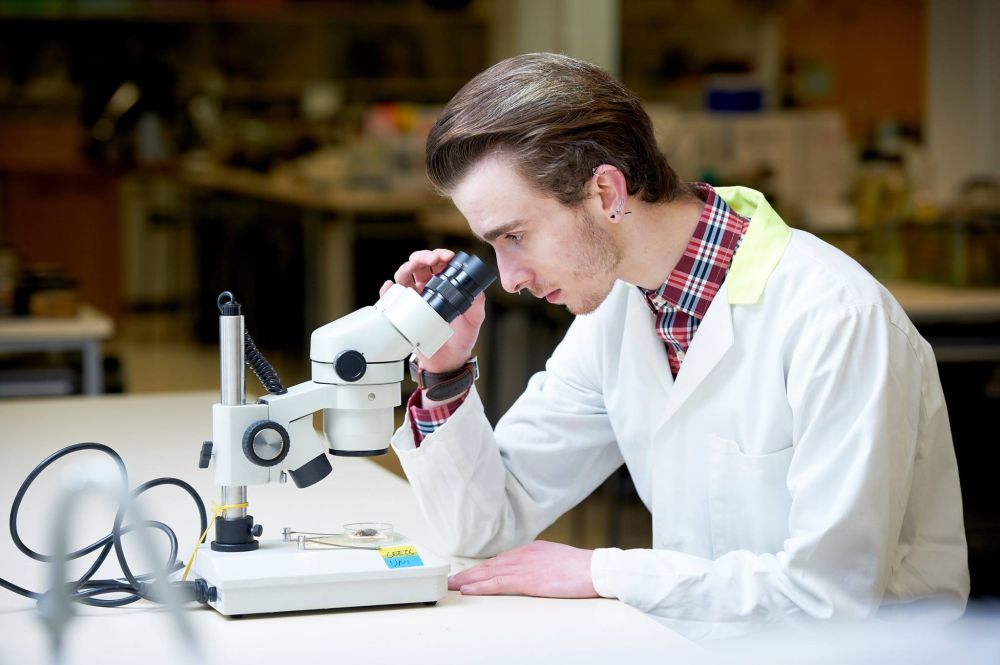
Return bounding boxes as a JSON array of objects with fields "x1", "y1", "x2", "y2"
[{"x1": 0, "y1": 112, "x2": 123, "y2": 320}]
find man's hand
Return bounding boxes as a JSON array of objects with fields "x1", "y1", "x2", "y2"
[
  {"x1": 380, "y1": 248, "x2": 486, "y2": 374},
  {"x1": 448, "y1": 540, "x2": 598, "y2": 598}
]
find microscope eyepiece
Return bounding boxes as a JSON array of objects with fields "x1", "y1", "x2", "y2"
[{"x1": 421, "y1": 252, "x2": 496, "y2": 323}]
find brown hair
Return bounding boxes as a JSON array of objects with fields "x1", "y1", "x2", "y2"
[{"x1": 426, "y1": 52, "x2": 684, "y2": 206}]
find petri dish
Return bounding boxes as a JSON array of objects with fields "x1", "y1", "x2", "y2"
[{"x1": 343, "y1": 522, "x2": 394, "y2": 542}]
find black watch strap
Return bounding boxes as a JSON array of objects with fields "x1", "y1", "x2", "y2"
[{"x1": 409, "y1": 356, "x2": 479, "y2": 401}]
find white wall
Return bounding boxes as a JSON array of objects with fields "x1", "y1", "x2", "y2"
[
  {"x1": 927, "y1": 0, "x2": 1000, "y2": 204},
  {"x1": 490, "y1": 0, "x2": 620, "y2": 75}
]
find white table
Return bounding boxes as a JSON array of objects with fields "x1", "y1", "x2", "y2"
[
  {"x1": 885, "y1": 281, "x2": 1000, "y2": 324},
  {"x1": 0, "y1": 392, "x2": 697, "y2": 664},
  {"x1": 885, "y1": 282, "x2": 1000, "y2": 363},
  {"x1": 0, "y1": 305, "x2": 114, "y2": 395}
]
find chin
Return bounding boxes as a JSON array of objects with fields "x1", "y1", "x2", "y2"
[
  {"x1": 567, "y1": 297, "x2": 601, "y2": 316},
  {"x1": 567, "y1": 283, "x2": 615, "y2": 315}
]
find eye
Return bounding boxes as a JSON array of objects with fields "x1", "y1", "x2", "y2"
[{"x1": 504, "y1": 232, "x2": 523, "y2": 244}]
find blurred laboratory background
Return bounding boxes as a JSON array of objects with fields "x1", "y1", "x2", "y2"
[{"x1": 0, "y1": 0, "x2": 997, "y2": 594}]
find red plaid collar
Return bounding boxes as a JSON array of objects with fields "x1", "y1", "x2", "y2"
[{"x1": 640, "y1": 182, "x2": 749, "y2": 318}]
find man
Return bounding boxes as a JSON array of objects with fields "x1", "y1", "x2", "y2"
[{"x1": 382, "y1": 53, "x2": 969, "y2": 639}]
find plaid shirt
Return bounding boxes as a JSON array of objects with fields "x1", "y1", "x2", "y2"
[
  {"x1": 640, "y1": 182, "x2": 749, "y2": 377},
  {"x1": 407, "y1": 388, "x2": 463, "y2": 444},
  {"x1": 409, "y1": 182, "x2": 749, "y2": 443}
]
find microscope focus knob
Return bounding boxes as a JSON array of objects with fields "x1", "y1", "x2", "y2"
[
  {"x1": 334, "y1": 350, "x2": 366, "y2": 382},
  {"x1": 242, "y1": 420, "x2": 290, "y2": 467}
]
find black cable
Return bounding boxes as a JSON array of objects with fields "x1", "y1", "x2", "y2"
[
  {"x1": 216, "y1": 291, "x2": 285, "y2": 395},
  {"x1": 245, "y1": 330, "x2": 287, "y2": 395},
  {"x1": 1, "y1": 442, "x2": 210, "y2": 608}
]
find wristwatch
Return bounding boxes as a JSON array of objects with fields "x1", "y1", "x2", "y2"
[{"x1": 408, "y1": 356, "x2": 479, "y2": 401}]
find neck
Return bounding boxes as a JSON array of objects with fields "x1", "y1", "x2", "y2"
[{"x1": 615, "y1": 189, "x2": 704, "y2": 290}]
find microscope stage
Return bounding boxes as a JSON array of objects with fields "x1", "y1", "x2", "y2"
[{"x1": 191, "y1": 537, "x2": 449, "y2": 616}]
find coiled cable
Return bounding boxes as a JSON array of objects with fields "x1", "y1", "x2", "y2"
[
  {"x1": 245, "y1": 331, "x2": 287, "y2": 395},
  {"x1": 1, "y1": 442, "x2": 212, "y2": 607}
]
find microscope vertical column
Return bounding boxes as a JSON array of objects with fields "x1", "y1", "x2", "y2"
[{"x1": 213, "y1": 294, "x2": 259, "y2": 552}]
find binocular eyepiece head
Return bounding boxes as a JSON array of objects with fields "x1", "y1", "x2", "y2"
[{"x1": 421, "y1": 251, "x2": 497, "y2": 323}]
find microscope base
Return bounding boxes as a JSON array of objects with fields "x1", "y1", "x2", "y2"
[{"x1": 191, "y1": 537, "x2": 449, "y2": 616}]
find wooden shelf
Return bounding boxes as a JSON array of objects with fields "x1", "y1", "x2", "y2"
[{"x1": 183, "y1": 162, "x2": 443, "y2": 215}]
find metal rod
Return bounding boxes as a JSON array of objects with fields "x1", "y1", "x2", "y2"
[
  {"x1": 219, "y1": 313, "x2": 245, "y2": 407},
  {"x1": 221, "y1": 486, "x2": 247, "y2": 521},
  {"x1": 219, "y1": 307, "x2": 247, "y2": 520}
]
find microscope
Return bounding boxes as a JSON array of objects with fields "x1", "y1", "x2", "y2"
[{"x1": 191, "y1": 252, "x2": 495, "y2": 616}]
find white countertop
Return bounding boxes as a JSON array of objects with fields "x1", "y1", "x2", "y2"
[
  {"x1": 0, "y1": 392, "x2": 697, "y2": 664},
  {"x1": 885, "y1": 281, "x2": 1000, "y2": 323}
]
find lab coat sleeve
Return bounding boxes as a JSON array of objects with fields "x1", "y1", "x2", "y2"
[
  {"x1": 591, "y1": 303, "x2": 957, "y2": 637},
  {"x1": 392, "y1": 313, "x2": 625, "y2": 557}
]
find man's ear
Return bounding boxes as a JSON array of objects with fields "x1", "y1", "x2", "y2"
[{"x1": 591, "y1": 164, "x2": 628, "y2": 223}]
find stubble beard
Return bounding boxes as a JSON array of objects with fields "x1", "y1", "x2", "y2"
[{"x1": 566, "y1": 210, "x2": 624, "y2": 315}]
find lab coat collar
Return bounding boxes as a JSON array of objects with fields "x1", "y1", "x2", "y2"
[
  {"x1": 659, "y1": 282, "x2": 734, "y2": 426},
  {"x1": 624, "y1": 281, "x2": 733, "y2": 424},
  {"x1": 650, "y1": 187, "x2": 788, "y2": 427},
  {"x1": 713, "y1": 186, "x2": 792, "y2": 305},
  {"x1": 625, "y1": 287, "x2": 675, "y2": 398}
]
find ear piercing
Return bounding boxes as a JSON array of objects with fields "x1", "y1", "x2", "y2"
[
  {"x1": 592, "y1": 168, "x2": 631, "y2": 219},
  {"x1": 611, "y1": 201, "x2": 631, "y2": 219}
]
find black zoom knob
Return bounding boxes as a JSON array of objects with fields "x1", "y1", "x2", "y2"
[
  {"x1": 242, "y1": 420, "x2": 290, "y2": 467},
  {"x1": 334, "y1": 350, "x2": 367, "y2": 382}
]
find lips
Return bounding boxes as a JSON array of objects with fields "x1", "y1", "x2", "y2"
[{"x1": 545, "y1": 289, "x2": 562, "y2": 303}]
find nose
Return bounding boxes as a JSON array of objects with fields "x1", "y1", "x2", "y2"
[{"x1": 496, "y1": 253, "x2": 531, "y2": 294}]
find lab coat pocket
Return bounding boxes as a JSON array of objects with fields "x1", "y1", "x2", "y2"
[{"x1": 707, "y1": 435, "x2": 793, "y2": 558}]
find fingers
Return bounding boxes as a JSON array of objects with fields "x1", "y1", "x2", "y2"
[
  {"x1": 379, "y1": 280, "x2": 393, "y2": 297},
  {"x1": 449, "y1": 561, "x2": 517, "y2": 596},
  {"x1": 448, "y1": 559, "x2": 497, "y2": 590},
  {"x1": 447, "y1": 541, "x2": 597, "y2": 599},
  {"x1": 456, "y1": 576, "x2": 510, "y2": 596},
  {"x1": 416, "y1": 247, "x2": 455, "y2": 265},
  {"x1": 448, "y1": 541, "x2": 535, "y2": 590},
  {"x1": 391, "y1": 248, "x2": 456, "y2": 293},
  {"x1": 458, "y1": 292, "x2": 487, "y2": 326}
]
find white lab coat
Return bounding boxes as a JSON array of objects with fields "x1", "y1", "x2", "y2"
[{"x1": 391, "y1": 187, "x2": 969, "y2": 639}]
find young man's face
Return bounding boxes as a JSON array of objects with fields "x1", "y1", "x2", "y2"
[{"x1": 452, "y1": 155, "x2": 623, "y2": 315}]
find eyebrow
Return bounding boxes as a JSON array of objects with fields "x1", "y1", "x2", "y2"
[{"x1": 477, "y1": 220, "x2": 524, "y2": 243}]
